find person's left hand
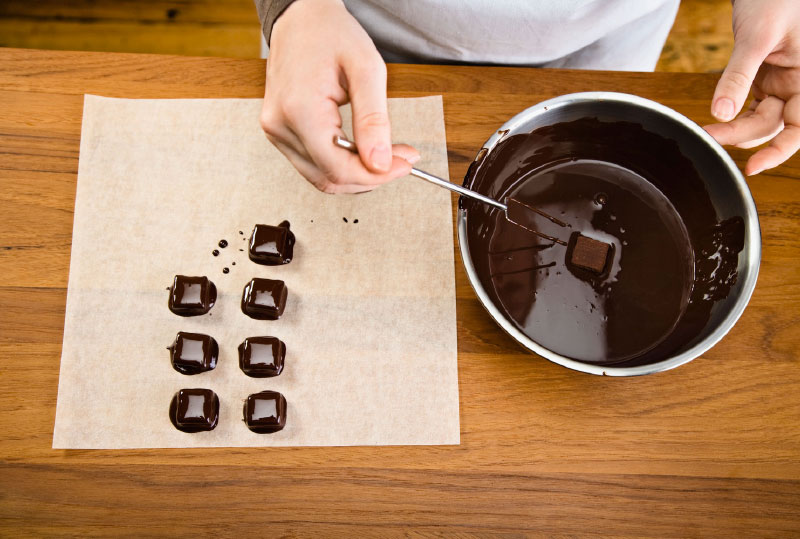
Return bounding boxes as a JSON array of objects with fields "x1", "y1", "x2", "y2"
[{"x1": 704, "y1": 0, "x2": 800, "y2": 176}]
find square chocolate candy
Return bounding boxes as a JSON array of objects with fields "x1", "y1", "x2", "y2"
[
  {"x1": 249, "y1": 221, "x2": 295, "y2": 265},
  {"x1": 168, "y1": 275, "x2": 216, "y2": 316},
  {"x1": 169, "y1": 388, "x2": 219, "y2": 432},
  {"x1": 243, "y1": 390, "x2": 287, "y2": 433},
  {"x1": 238, "y1": 337, "x2": 285, "y2": 377},
  {"x1": 241, "y1": 278, "x2": 288, "y2": 320},
  {"x1": 168, "y1": 332, "x2": 218, "y2": 375},
  {"x1": 567, "y1": 233, "x2": 612, "y2": 275}
]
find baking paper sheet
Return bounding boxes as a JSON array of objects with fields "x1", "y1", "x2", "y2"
[{"x1": 52, "y1": 95, "x2": 459, "y2": 448}]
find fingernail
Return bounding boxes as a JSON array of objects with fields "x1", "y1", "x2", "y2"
[
  {"x1": 370, "y1": 144, "x2": 391, "y2": 172},
  {"x1": 749, "y1": 168, "x2": 764, "y2": 176},
  {"x1": 407, "y1": 153, "x2": 421, "y2": 165},
  {"x1": 713, "y1": 98, "x2": 735, "y2": 121}
]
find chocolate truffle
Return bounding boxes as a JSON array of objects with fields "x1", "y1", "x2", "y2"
[
  {"x1": 243, "y1": 390, "x2": 287, "y2": 433},
  {"x1": 168, "y1": 275, "x2": 216, "y2": 316},
  {"x1": 238, "y1": 337, "x2": 285, "y2": 377},
  {"x1": 168, "y1": 332, "x2": 218, "y2": 375},
  {"x1": 169, "y1": 388, "x2": 219, "y2": 432},
  {"x1": 241, "y1": 278, "x2": 287, "y2": 320},
  {"x1": 248, "y1": 221, "x2": 295, "y2": 265},
  {"x1": 568, "y1": 233, "x2": 612, "y2": 274}
]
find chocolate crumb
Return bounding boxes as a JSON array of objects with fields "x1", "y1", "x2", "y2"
[
  {"x1": 239, "y1": 231, "x2": 244, "y2": 235},
  {"x1": 223, "y1": 267, "x2": 229, "y2": 274},
  {"x1": 232, "y1": 262, "x2": 236, "y2": 266},
  {"x1": 212, "y1": 249, "x2": 219, "y2": 256},
  {"x1": 354, "y1": 219, "x2": 359, "y2": 224},
  {"x1": 343, "y1": 217, "x2": 348, "y2": 223},
  {"x1": 219, "y1": 239, "x2": 228, "y2": 248}
]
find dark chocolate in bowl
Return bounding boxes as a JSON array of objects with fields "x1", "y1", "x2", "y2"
[{"x1": 461, "y1": 95, "x2": 757, "y2": 372}]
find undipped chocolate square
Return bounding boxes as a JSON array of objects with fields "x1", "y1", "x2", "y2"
[
  {"x1": 243, "y1": 390, "x2": 287, "y2": 433},
  {"x1": 169, "y1": 388, "x2": 219, "y2": 432},
  {"x1": 241, "y1": 278, "x2": 287, "y2": 320},
  {"x1": 169, "y1": 332, "x2": 218, "y2": 375},
  {"x1": 168, "y1": 275, "x2": 216, "y2": 316},
  {"x1": 238, "y1": 336, "x2": 285, "y2": 377},
  {"x1": 249, "y1": 221, "x2": 295, "y2": 265},
  {"x1": 568, "y1": 233, "x2": 612, "y2": 274}
]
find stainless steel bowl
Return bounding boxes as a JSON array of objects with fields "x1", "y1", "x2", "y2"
[{"x1": 457, "y1": 92, "x2": 761, "y2": 376}]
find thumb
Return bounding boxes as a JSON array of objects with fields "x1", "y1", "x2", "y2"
[
  {"x1": 345, "y1": 58, "x2": 392, "y2": 173},
  {"x1": 712, "y1": 39, "x2": 769, "y2": 122}
]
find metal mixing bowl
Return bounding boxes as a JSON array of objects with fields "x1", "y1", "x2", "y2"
[{"x1": 457, "y1": 92, "x2": 761, "y2": 376}]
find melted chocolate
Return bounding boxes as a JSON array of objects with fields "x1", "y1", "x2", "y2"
[
  {"x1": 248, "y1": 221, "x2": 295, "y2": 265},
  {"x1": 168, "y1": 275, "x2": 216, "y2": 316},
  {"x1": 463, "y1": 118, "x2": 744, "y2": 366},
  {"x1": 169, "y1": 388, "x2": 219, "y2": 432},
  {"x1": 243, "y1": 390, "x2": 287, "y2": 433},
  {"x1": 241, "y1": 278, "x2": 288, "y2": 320},
  {"x1": 168, "y1": 332, "x2": 218, "y2": 375},
  {"x1": 238, "y1": 336, "x2": 285, "y2": 377}
]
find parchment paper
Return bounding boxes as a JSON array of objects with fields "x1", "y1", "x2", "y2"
[{"x1": 52, "y1": 95, "x2": 459, "y2": 448}]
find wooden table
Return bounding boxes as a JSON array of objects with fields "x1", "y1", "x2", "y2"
[{"x1": 1, "y1": 48, "x2": 798, "y2": 536}]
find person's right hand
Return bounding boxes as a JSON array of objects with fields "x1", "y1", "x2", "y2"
[{"x1": 260, "y1": 0, "x2": 419, "y2": 193}]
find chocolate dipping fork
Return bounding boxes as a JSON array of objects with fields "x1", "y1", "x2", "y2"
[
  {"x1": 333, "y1": 135, "x2": 569, "y2": 246},
  {"x1": 334, "y1": 135, "x2": 615, "y2": 274}
]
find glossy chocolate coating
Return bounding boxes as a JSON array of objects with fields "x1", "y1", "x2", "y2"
[
  {"x1": 463, "y1": 118, "x2": 744, "y2": 366},
  {"x1": 241, "y1": 278, "x2": 287, "y2": 320},
  {"x1": 168, "y1": 275, "x2": 216, "y2": 316},
  {"x1": 248, "y1": 221, "x2": 295, "y2": 265},
  {"x1": 168, "y1": 332, "x2": 218, "y2": 375},
  {"x1": 238, "y1": 336, "x2": 285, "y2": 377},
  {"x1": 243, "y1": 390, "x2": 287, "y2": 433},
  {"x1": 169, "y1": 388, "x2": 219, "y2": 432}
]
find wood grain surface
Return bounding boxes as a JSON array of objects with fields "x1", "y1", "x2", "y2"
[{"x1": 1, "y1": 48, "x2": 799, "y2": 537}]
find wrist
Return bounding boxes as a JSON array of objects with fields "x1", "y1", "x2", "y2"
[{"x1": 273, "y1": 0, "x2": 345, "y2": 38}]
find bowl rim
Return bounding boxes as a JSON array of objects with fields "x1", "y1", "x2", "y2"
[{"x1": 457, "y1": 91, "x2": 762, "y2": 376}]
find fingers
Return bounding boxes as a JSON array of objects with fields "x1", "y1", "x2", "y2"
[
  {"x1": 291, "y1": 104, "x2": 412, "y2": 185},
  {"x1": 270, "y1": 135, "x2": 396, "y2": 194},
  {"x1": 341, "y1": 54, "x2": 395, "y2": 173},
  {"x1": 704, "y1": 96, "x2": 785, "y2": 147},
  {"x1": 712, "y1": 39, "x2": 772, "y2": 121},
  {"x1": 388, "y1": 143, "x2": 421, "y2": 166},
  {"x1": 746, "y1": 95, "x2": 800, "y2": 175}
]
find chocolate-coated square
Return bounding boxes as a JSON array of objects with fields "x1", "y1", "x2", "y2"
[
  {"x1": 168, "y1": 332, "x2": 218, "y2": 375},
  {"x1": 168, "y1": 275, "x2": 216, "y2": 316},
  {"x1": 238, "y1": 337, "x2": 285, "y2": 377},
  {"x1": 241, "y1": 278, "x2": 287, "y2": 320},
  {"x1": 169, "y1": 388, "x2": 219, "y2": 432},
  {"x1": 243, "y1": 390, "x2": 287, "y2": 433},
  {"x1": 249, "y1": 221, "x2": 295, "y2": 265},
  {"x1": 568, "y1": 233, "x2": 612, "y2": 274}
]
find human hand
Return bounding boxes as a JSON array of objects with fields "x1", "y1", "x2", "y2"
[
  {"x1": 704, "y1": 0, "x2": 800, "y2": 175},
  {"x1": 259, "y1": 0, "x2": 419, "y2": 193}
]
